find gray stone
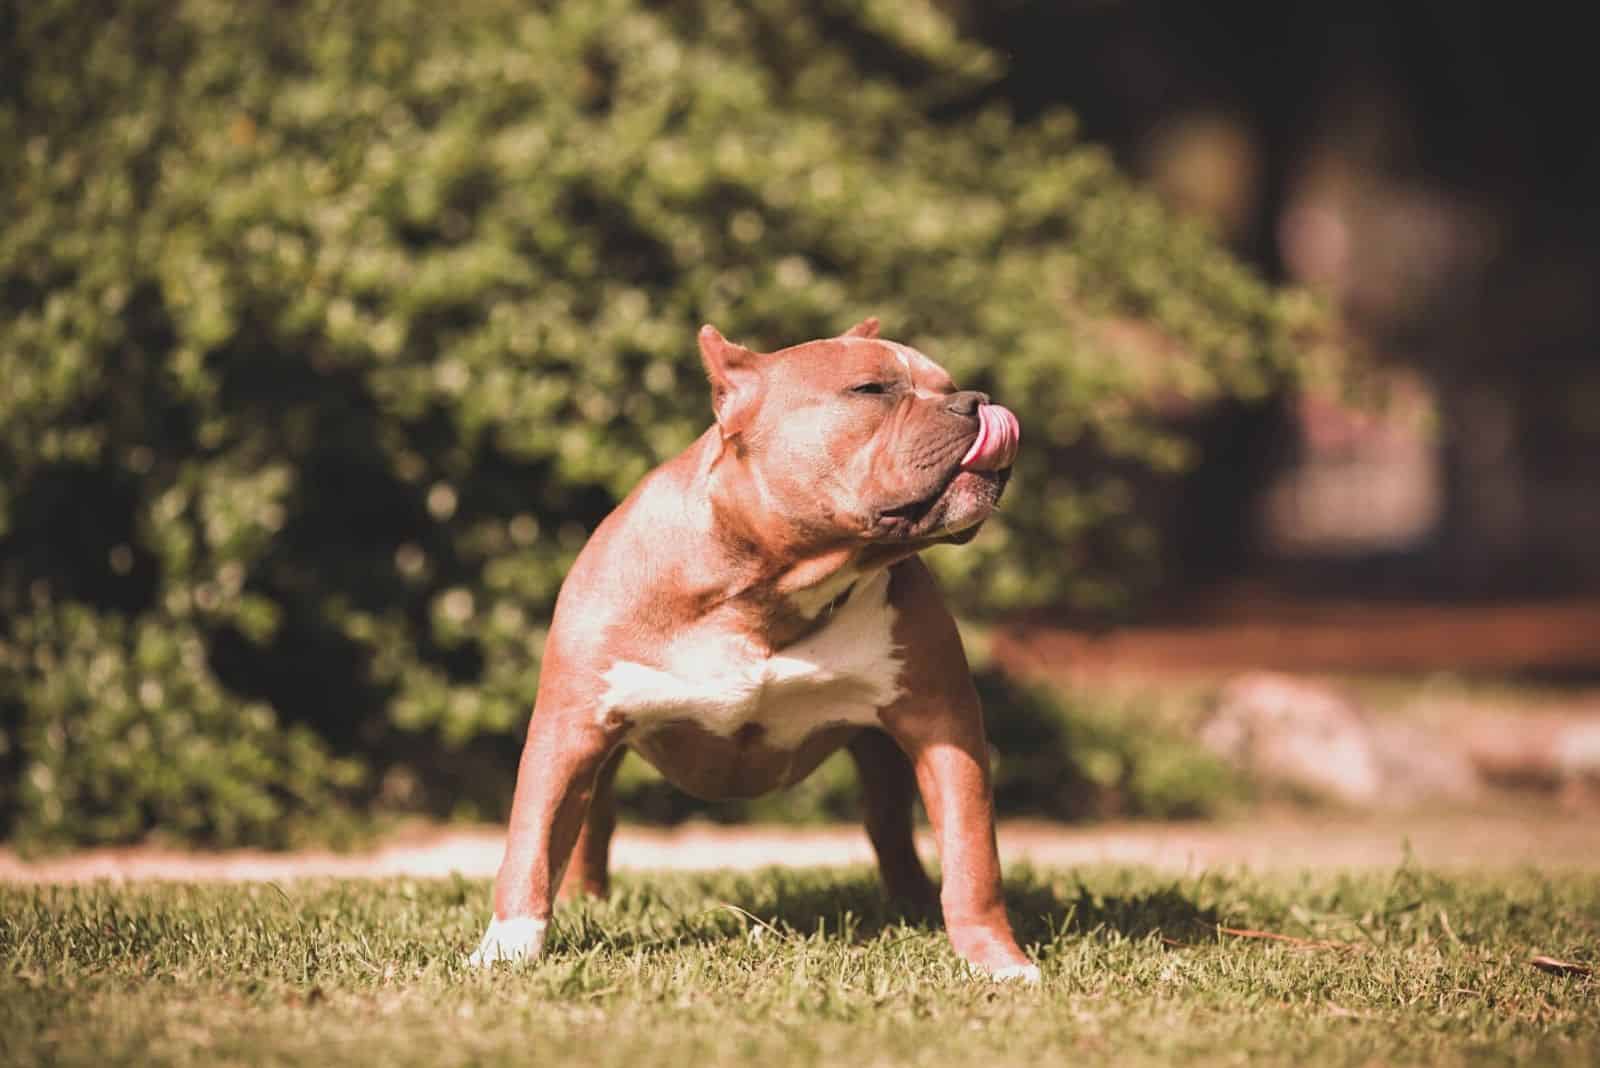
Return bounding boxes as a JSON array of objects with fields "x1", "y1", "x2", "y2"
[{"x1": 1201, "y1": 673, "x2": 1386, "y2": 806}]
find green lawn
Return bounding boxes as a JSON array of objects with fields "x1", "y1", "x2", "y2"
[{"x1": 3, "y1": 864, "x2": 1596, "y2": 1067}]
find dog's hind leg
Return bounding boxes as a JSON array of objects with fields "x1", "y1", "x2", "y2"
[
  {"x1": 559, "y1": 745, "x2": 627, "y2": 900},
  {"x1": 849, "y1": 728, "x2": 938, "y2": 913}
]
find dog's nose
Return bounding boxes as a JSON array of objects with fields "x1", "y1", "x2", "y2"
[{"x1": 945, "y1": 390, "x2": 989, "y2": 418}]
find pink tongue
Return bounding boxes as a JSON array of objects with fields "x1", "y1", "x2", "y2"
[{"x1": 959, "y1": 403, "x2": 1021, "y2": 471}]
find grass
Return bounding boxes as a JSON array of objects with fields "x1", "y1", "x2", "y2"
[{"x1": 3, "y1": 863, "x2": 1597, "y2": 1067}]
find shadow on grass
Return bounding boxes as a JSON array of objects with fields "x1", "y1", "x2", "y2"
[
  {"x1": 1003, "y1": 875, "x2": 1225, "y2": 944},
  {"x1": 551, "y1": 869, "x2": 1223, "y2": 955}
]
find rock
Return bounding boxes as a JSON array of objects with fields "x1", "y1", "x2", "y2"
[
  {"x1": 1461, "y1": 714, "x2": 1600, "y2": 789},
  {"x1": 1554, "y1": 721, "x2": 1600, "y2": 780},
  {"x1": 1201, "y1": 672, "x2": 1485, "y2": 807},
  {"x1": 1369, "y1": 719, "x2": 1483, "y2": 805},
  {"x1": 1200, "y1": 673, "x2": 1386, "y2": 805}
]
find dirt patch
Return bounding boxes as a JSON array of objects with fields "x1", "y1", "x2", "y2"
[
  {"x1": 4, "y1": 813, "x2": 1596, "y2": 885},
  {"x1": 994, "y1": 596, "x2": 1600, "y2": 679}
]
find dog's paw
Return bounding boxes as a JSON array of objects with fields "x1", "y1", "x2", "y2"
[
  {"x1": 468, "y1": 916, "x2": 548, "y2": 968},
  {"x1": 963, "y1": 954, "x2": 1042, "y2": 984},
  {"x1": 986, "y1": 962, "x2": 1042, "y2": 984}
]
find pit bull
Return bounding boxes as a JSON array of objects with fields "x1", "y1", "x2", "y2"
[{"x1": 471, "y1": 318, "x2": 1037, "y2": 981}]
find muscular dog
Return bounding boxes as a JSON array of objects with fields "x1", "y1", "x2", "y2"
[{"x1": 471, "y1": 318, "x2": 1036, "y2": 981}]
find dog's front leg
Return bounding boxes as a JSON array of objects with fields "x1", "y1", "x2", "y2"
[
  {"x1": 880, "y1": 693, "x2": 1039, "y2": 983},
  {"x1": 471, "y1": 705, "x2": 621, "y2": 967},
  {"x1": 877, "y1": 560, "x2": 1039, "y2": 982}
]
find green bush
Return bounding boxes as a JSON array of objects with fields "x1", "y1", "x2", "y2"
[
  {"x1": 1, "y1": 0, "x2": 1305, "y2": 846},
  {"x1": 3, "y1": 607, "x2": 365, "y2": 848},
  {"x1": 976, "y1": 674, "x2": 1249, "y2": 822}
]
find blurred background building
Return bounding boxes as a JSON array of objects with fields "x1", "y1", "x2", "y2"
[{"x1": 954, "y1": 0, "x2": 1600, "y2": 601}]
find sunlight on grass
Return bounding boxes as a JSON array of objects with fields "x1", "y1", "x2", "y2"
[{"x1": 3, "y1": 865, "x2": 1596, "y2": 1066}]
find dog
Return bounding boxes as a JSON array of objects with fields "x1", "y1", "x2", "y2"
[{"x1": 471, "y1": 318, "x2": 1036, "y2": 981}]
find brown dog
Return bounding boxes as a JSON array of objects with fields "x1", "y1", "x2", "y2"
[{"x1": 471, "y1": 319, "x2": 1037, "y2": 981}]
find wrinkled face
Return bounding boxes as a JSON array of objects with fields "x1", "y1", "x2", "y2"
[{"x1": 735, "y1": 336, "x2": 1017, "y2": 546}]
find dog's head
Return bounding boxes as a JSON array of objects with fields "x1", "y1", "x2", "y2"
[{"x1": 699, "y1": 318, "x2": 1018, "y2": 550}]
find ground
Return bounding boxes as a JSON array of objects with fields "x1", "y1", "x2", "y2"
[
  {"x1": 992, "y1": 592, "x2": 1600, "y2": 679},
  {"x1": 4, "y1": 860, "x2": 1596, "y2": 1067},
  {"x1": 4, "y1": 810, "x2": 1600, "y2": 883},
  {"x1": 6, "y1": 597, "x2": 1598, "y2": 1065}
]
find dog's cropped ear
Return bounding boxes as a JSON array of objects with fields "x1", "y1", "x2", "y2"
[
  {"x1": 841, "y1": 317, "x2": 880, "y2": 339},
  {"x1": 698, "y1": 324, "x2": 762, "y2": 437}
]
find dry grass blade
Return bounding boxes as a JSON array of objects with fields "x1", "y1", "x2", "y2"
[{"x1": 1217, "y1": 926, "x2": 1350, "y2": 950}]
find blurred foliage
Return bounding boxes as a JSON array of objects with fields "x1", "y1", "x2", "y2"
[
  {"x1": 2, "y1": 607, "x2": 365, "y2": 848},
  {"x1": 1, "y1": 0, "x2": 1307, "y2": 846}
]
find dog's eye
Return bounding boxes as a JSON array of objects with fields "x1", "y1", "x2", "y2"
[{"x1": 850, "y1": 382, "x2": 891, "y2": 396}]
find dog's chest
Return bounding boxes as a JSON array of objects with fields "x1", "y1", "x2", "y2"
[{"x1": 596, "y1": 571, "x2": 903, "y2": 750}]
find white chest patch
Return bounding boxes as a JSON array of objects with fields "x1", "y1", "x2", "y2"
[{"x1": 597, "y1": 570, "x2": 903, "y2": 750}]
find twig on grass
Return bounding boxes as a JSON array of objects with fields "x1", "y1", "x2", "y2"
[
  {"x1": 1530, "y1": 955, "x2": 1592, "y2": 978},
  {"x1": 1160, "y1": 926, "x2": 1354, "y2": 951},
  {"x1": 1216, "y1": 926, "x2": 1351, "y2": 950}
]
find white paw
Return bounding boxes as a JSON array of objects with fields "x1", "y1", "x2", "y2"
[
  {"x1": 986, "y1": 962, "x2": 1042, "y2": 984},
  {"x1": 468, "y1": 916, "x2": 549, "y2": 968}
]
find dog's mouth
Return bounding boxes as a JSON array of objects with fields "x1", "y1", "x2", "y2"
[
  {"x1": 869, "y1": 402, "x2": 1020, "y2": 543},
  {"x1": 873, "y1": 465, "x2": 1011, "y2": 541},
  {"x1": 875, "y1": 492, "x2": 939, "y2": 535}
]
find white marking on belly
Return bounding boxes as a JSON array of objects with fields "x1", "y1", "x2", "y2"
[{"x1": 598, "y1": 569, "x2": 902, "y2": 749}]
